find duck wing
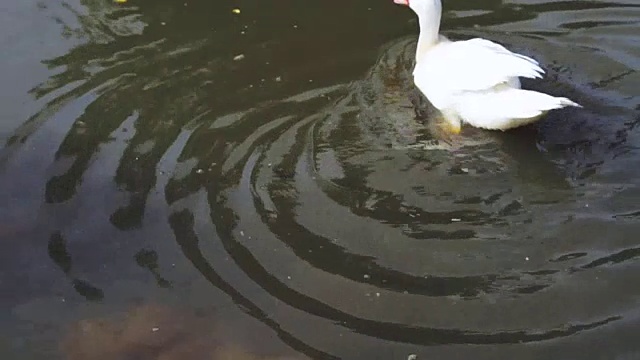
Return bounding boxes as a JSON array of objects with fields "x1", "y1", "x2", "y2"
[{"x1": 413, "y1": 38, "x2": 545, "y2": 108}]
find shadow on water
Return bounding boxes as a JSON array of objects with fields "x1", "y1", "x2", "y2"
[{"x1": 1, "y1": 0, "x2": 640, "y2": 359}]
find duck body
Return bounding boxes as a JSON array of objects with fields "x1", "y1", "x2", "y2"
[{"x1": 394, "y1": 0, "x2": 580, "y2": 132}]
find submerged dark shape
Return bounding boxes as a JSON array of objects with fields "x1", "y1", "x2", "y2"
[{"x1": 61, "y1": 304, "x2": 304, "y2": 360}]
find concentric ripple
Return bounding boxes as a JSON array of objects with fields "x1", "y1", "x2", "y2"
[
  {"x1": 163, "y1": 36, "x2": 638, "y2": 359},
  {"x1": 169, "y1": 9, "x2": 639, "y2": 358}
]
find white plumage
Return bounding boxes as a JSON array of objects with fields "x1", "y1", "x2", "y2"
[{"x1": 394, "y1": 0, "x2": 580, "y2": 132}]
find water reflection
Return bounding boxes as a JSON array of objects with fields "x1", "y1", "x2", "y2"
[
  {"x1": 1, "y1": 0, "x2": 640, "y2": 359},
  {"x1": 48, "y1": 231, "x2": 105, "y2": 301}
]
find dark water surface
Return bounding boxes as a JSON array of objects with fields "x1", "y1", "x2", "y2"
[{"x1": 1, "y1": 0, "x2": 639, "y2": 359}]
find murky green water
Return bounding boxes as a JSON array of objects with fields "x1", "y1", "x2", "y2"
[{"x1": 1, "y1": 0, "x2": 639, "y2": 359}]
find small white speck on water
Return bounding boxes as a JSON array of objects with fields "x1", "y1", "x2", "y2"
[
  {"x1": 451, "y1": 218, "x2": 461, "y2": 222},
  {"x1": 152, "y1": 327, "x2": 159, "y2": 332},
  {"x1": 275, "y1": 76, "x2": 282, "y2": 82},
  {"x1": 240, "y1": 231, "x2": 244, "y2": 236},
  {"x1": 160, "y1": 22, "x2": 166, "y2": 26},
  {"x1": 408, "y1": 355, "x2": 417, "y2": 360},
  {"x1": 525, "y1": 257, "x2": 530, "y2": 261},
  {"x1": 375, "y1": 292, "x2": 380, "y2": 297},
  {"x1": 363, "y1": 274, "x2": 370, "y2": 279},
  {"x1": 196, "y1": 169, "x2": 204, "y2": 174},
  {"x1": 287, "y1": 276, "x2": 291, "y2": 280},
  {"x1": 233, "y1": 54, "x2": 245, "y2": 61},
  {"x1": 460, "y1": 168, "x2": 469, "y2": 173}
]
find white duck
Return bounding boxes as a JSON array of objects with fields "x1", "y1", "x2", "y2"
[{"x1": 393, "y1": 0, "x2": 580, "y2": 133}]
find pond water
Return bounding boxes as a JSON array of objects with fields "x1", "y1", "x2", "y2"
[{"x1": 1, "y1": 0, "x2": 639, "y2": 359}]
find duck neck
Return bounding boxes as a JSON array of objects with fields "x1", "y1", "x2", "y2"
[{"x1": 414, "y1": 0, "x2": 442, "y2": 63}]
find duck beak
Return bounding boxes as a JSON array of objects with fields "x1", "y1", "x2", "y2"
[{"x1": 394, "y1": 0, "x2": 409, "y2": 5}]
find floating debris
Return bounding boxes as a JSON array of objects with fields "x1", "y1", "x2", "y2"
[
  {"x1": 232, "y1": 8, "x2": 241, "y2": 14},
  {"x1": 233, "y1": 54, "x2": 245, "y2": 61}
]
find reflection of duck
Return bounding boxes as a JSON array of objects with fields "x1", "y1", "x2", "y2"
[{"x1": 393, "y1": 0, "x2": 581, "y2": 133}]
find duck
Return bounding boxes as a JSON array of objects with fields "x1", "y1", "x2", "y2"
[{"x1": 393, "y1": 0, "x2": 581, "y2": 133}]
